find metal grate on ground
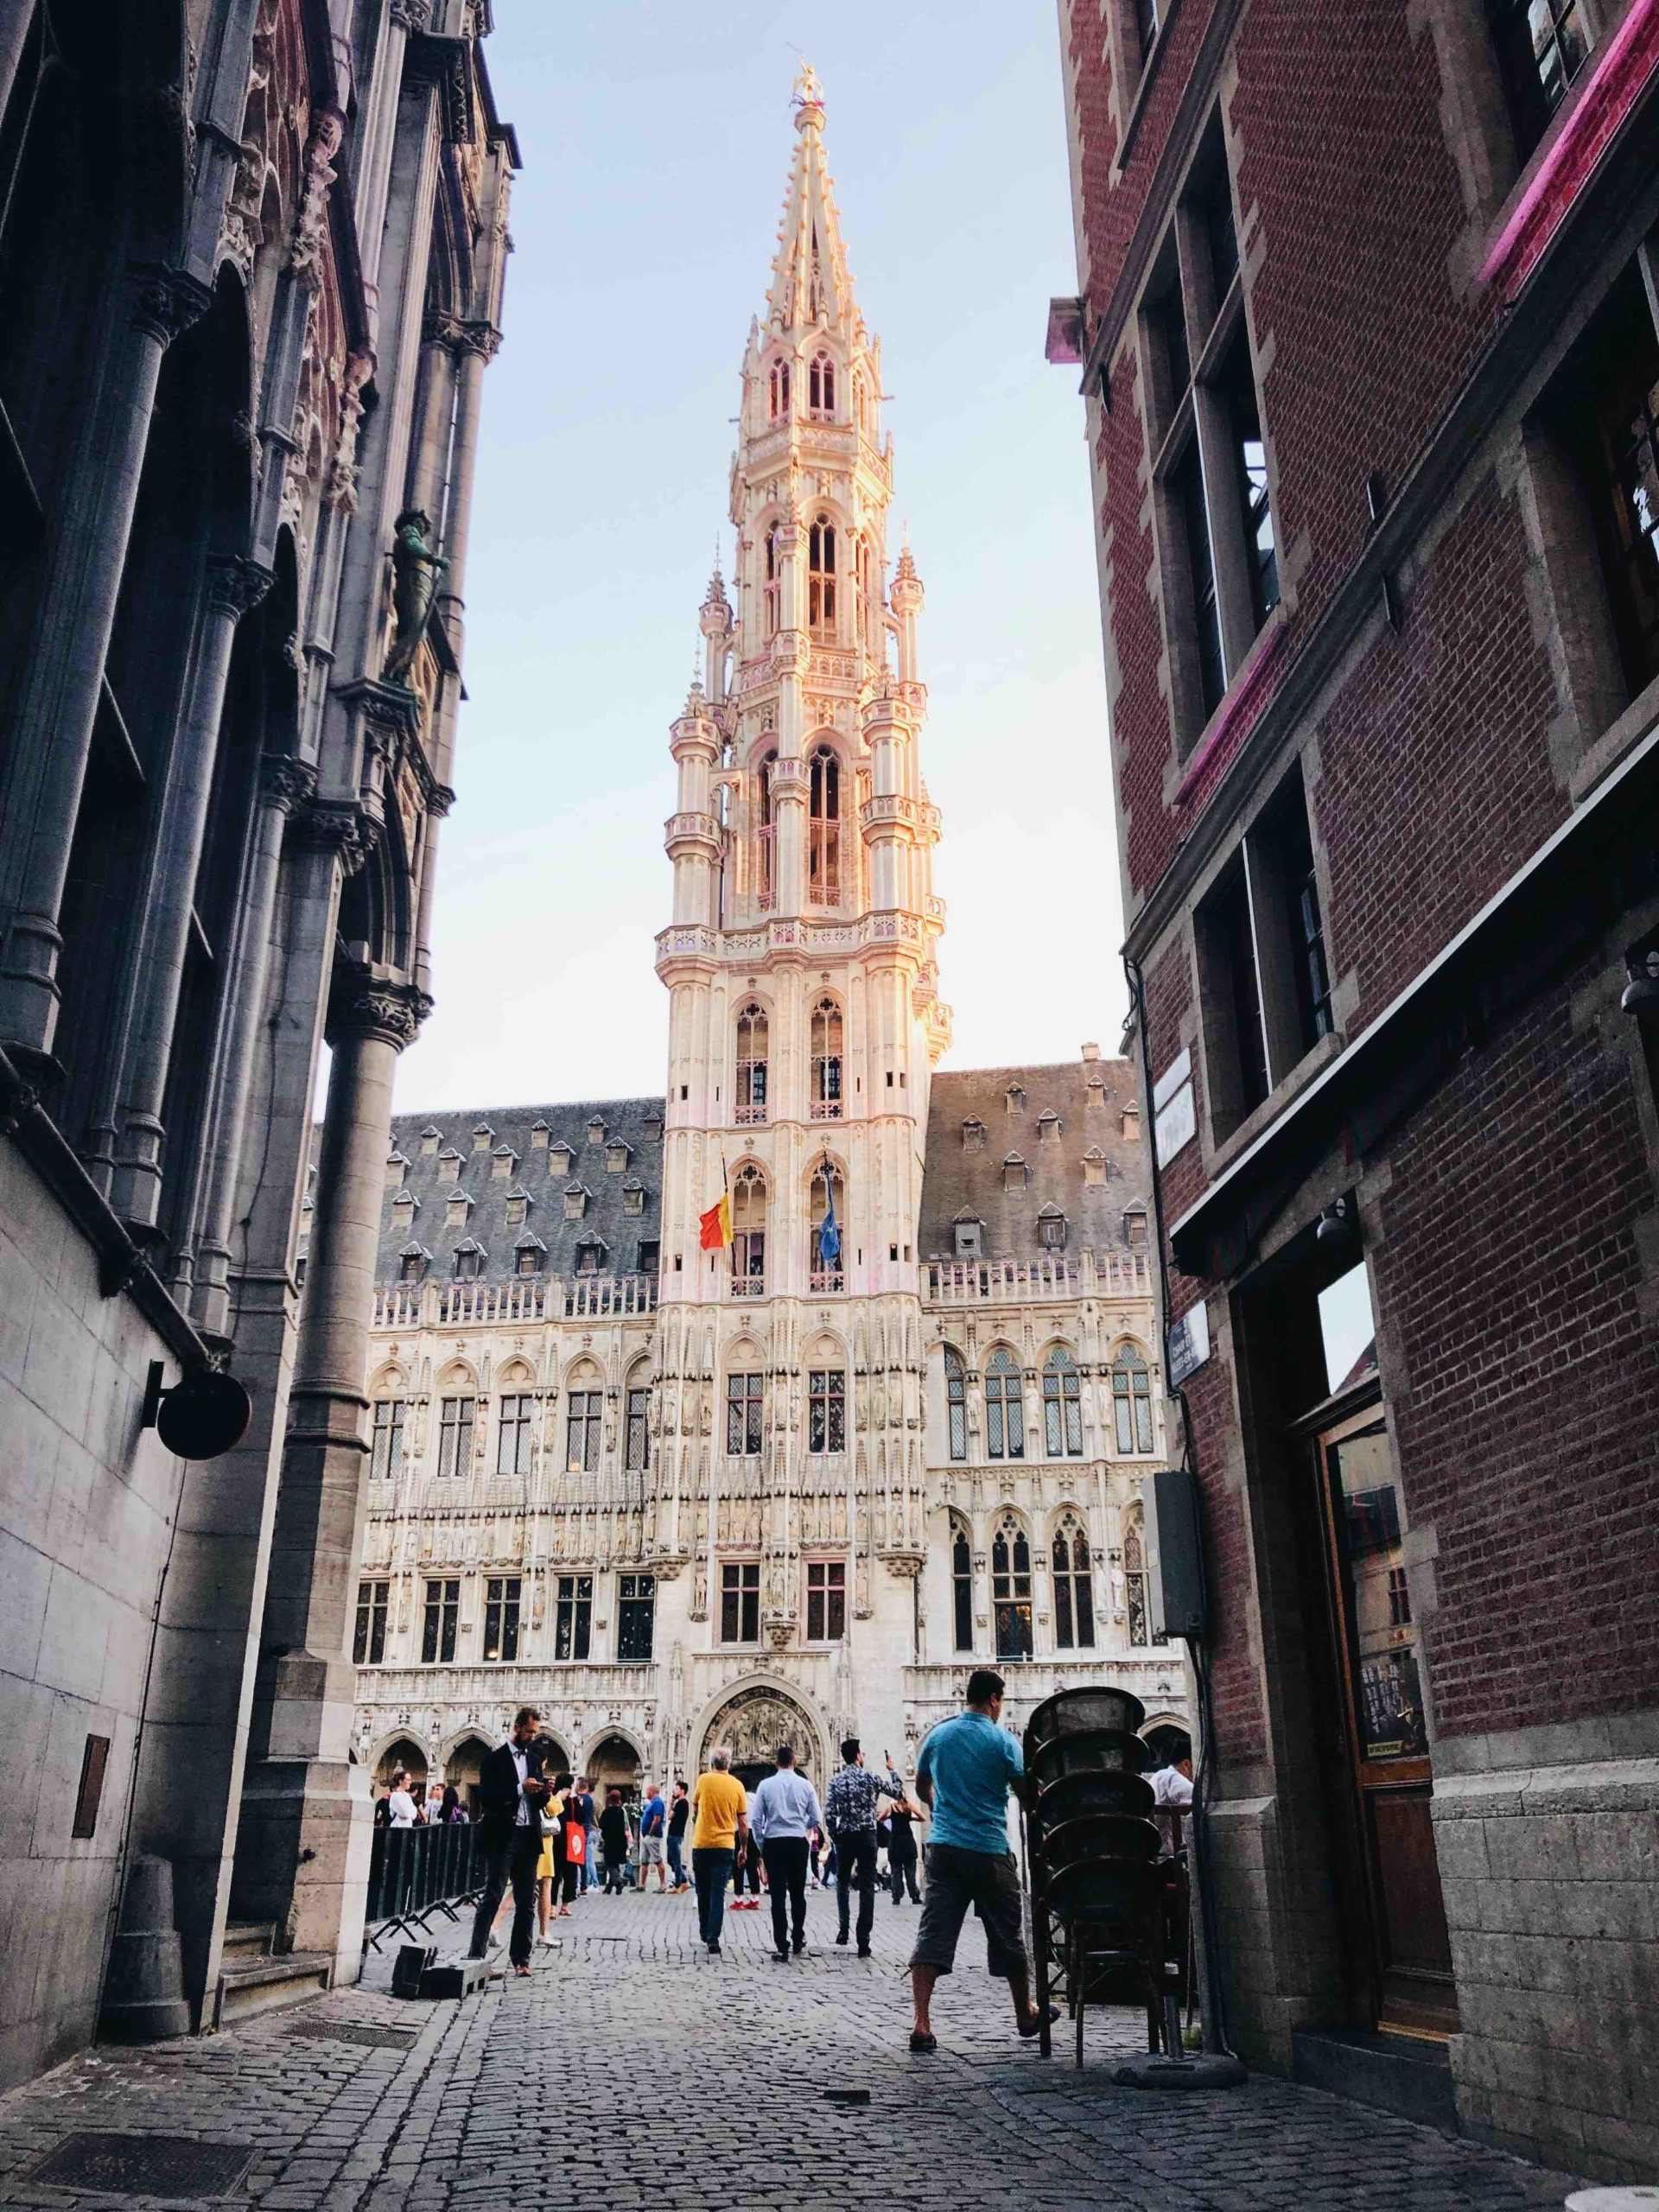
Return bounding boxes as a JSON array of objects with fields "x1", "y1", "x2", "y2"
[
  {"x1": 280, "y1": 2017, "x2": 419, "y2": 2050},
  {"x1": 22, "y1": 2132, "x2": 254, "y2": 2199}
]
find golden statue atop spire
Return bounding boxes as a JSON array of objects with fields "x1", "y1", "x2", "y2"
[{"x1": 793, "y1": 59, "x2": 823, "y2": 122}]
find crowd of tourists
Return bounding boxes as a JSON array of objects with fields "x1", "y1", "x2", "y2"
[{"x1": 440, "y1": 1667, "x2": 1178, "y2": 2052}]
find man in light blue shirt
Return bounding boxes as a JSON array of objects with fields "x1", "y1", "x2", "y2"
[
  {"x1": 750, "y1": 1744, "x2": 824, "y2": 1961},
  {"x1": 907, "y1": 1669, "x2": 1055, "y2": 2053}
]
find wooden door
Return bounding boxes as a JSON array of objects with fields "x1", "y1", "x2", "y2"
[{"x1": 1313, "y1": 1403, "x2": 1458, "y2": 2037}]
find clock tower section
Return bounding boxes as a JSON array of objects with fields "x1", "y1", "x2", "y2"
[{"x1": 652, "y1": 71, "x2": 949, "y2": 1739}]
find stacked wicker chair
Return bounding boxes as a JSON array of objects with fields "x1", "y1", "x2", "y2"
[{"x1": 1023, "y1": 1687, "x2": 1187, "y2": 2067}]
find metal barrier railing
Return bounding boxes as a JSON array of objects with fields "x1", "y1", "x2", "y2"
[{"x1": 364, "y1": 1822, "x2": 486, "y2": 1953}]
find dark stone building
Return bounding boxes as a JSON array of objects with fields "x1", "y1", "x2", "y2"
[
  {"x1": 1053, "y1": 0, "x2": 1659, "y2": 2177},
  {"x1": 0, "y1": 0, "x2": 515, "y2": 2082}
]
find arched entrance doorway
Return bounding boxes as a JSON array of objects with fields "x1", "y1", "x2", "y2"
[
  {"x1": 700, "y1": 1685, "x2": 823, "y2": 1793},
  {"x1": 443, "y1": 1734, "x2": 493, "y2": 1815},
  {"x1": 375, "y1": 1735, "x2": 428, "y2": 1790},
  {"x1": 587, "y1": 1732, "x2": 641, "y2": 1804}
]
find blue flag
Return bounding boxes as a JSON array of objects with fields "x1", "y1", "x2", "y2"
[{"x1": 817, "y1": 1174, "x2": 841, "y2": 1269}]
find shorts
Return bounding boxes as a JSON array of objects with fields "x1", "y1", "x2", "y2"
[
  {"x1": 639, "y1": 1834, "x2": 664, "y2": 1863},
  {"x1": 908, "y1": 1844, "x2": 1027, "y2": 1980}
]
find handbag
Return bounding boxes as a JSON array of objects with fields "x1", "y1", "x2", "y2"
[{"x1": 565, "y1": 1821, "x2": 587, "y2": 1865}]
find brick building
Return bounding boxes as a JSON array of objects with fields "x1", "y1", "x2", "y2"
[{"x1": 1052, "y1": 0, "x2": 1658, "y2": 2178}]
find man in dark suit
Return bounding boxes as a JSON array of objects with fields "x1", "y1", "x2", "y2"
[{"x1": 466, "y1": 1706, "x2": 548, "y2": 1975}]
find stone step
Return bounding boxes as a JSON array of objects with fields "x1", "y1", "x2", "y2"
[
  {"x1": 213, "y1": 1952, "x2": 333, "y2": 2029},
  {"x1": 219, "y1": 1922, "x2": 277, "y2": 1964}
]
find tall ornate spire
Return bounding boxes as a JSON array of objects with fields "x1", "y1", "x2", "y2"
[{"x1": 765, "y1": 64, "x2": 861, "y2": 341}]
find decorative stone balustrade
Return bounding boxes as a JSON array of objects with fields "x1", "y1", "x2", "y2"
[
  {"x1": 372, "y1": 1272, "x2": 658, "y2": 1329},
  {"x1": 925, "y1": 1251, "x2": 1152, "y2": 1305}
]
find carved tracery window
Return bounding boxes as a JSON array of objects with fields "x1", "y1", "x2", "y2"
[
  {"x1": 808, "y1": 514, "x2": 836, "y2": 633},
  {"x1": 768, "y1": 355, "x2": 791, "y2": 420},
  {"x1": 808, "y1": 350, "x2": 836, "y2": 414},
  {"x1": 735, "y1": 1001, "x2": 768, "y2": 1124},
  {"x1": 808, "y1": 745, "x2": 840, "y2": 904},
  {"x1": 1052, "y1": 1513, "x2": 1096, "y2": 1649},
  {"x1": 810, "y1": 995, "x2": 842, "y2": 1118}
]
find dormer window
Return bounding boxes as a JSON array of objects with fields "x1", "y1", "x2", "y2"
[
  {"x1": 492, "y1": 1145, "x2": 518, "y2": 1180},
  {"x1": 505, "y1": 1190, "x2": 531, "y2": 1228},
  {"x1": 962, "y1": 1117, "x2": 986, "y2": 1151},
  {"x1": 471, "y1": 1123, "x2": 493, "y2": 1153},
  {"x1": 529, "y1": 1119, "x2": 550, "y2": 1149},
  {"x1": 1086, "y1": 1077, "x2": 1106, "y2": 1107},
  {"x1": 1038, "y1": 1110, "x2": 1061, "y2": 1144},
  {"x1": 768, "y1": 355, "x2": 791, "y2": 420},
  {"x1": 515, "y1": 1235, "x2": 546, "y2": 1276},
  {"x1": 1124, "y1": 1208, "x2": 1149, "y2": 1248},
  {"x1": 586, "y1": 1116, "x2": 606, "y2": 1147},
  {"x1": 445, "y1": 1190, "x2": 470, "y2": 1229},
  {"x1": 391, "y1": 1188, "x2": 417, "y2": 1214},
  {"x1": 1083, "y1": 1147, "x2": 1107, "y2": 1188},
  {"x1": 623, "y1": 1180, "x2": 645, "y2": 1217},
  {"x1": 419, "y1": 1126, "x2": 441, "y2": 1155},
  {"x1": 574, "y1": 1240, "x2": 603, "y2": 1274},
  {"x1": 606, "y1": 1141, "x2": 630, "y2": 1173},
  {"x1": 954, "y1": 1217, "x2": 982, "y2": 1260},
  {"x1": 550, "y1": 1144, "x2": 575, "y2": 1176},
  {"x1": 437, "y1": 1146, "x2": 463, "y2": 1172},
  {"x1": 398, "y1": 1244, "x2": 429, "y2": 1283},
  {"x1": 454, "y1": 1242, "x2": 482, "y2": 1281},
  {"x1": 643, "y1": 1112, "x2": 663, "y2": 1142},
  {"x1": 1006, "y1": 1084, "x2": 1026, "y2": 1116},
  {"x1": 1038, "y1": 1205, "x2": 1068, "y2": 1251},
  {"x1": 1122, "y1": 1103, "x2": 1141, "y2": 1139},
  {"x1": 564, "y1": 1184, "x2": 589, "y2": 1222},
  {"x1": 385, "y1": 1150, "x2": 409, "y2": 1189},
  {"x1": 808, "y1": 350, "x2": 836, "y2": 415},
  {"x1": 1003, "y1": 1154, "x2": 1028, "y2": 1192}
]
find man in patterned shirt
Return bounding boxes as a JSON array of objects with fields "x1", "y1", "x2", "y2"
[{"x1": 825, "y1": 1738, "x2": 920, "y2": 1955}]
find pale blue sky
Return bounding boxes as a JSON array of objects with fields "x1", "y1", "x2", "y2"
[{"x1": 397, "y1": 2, "x2": 1126, "y2": 1112}]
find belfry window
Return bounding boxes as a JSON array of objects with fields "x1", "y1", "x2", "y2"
[
  {"x1": 757, "y1": 749, "x2": 777, "y2": 907},
  {"x1": 944, "y1": 1346, "x2": 968, "y2": 1462},
  {"x1": 735, "y1": 1001, "x2": 769, "y2": 1125},
  {"x1": 808, "y1": 515, "x2": 836, "y2": 633},
  {"x1": 991, "y1": 1515, "x2": 1033, "y2": 1660},
  {"x1": 763, "y1": 526, "x2": 781, "y2": 639},
  {"x1": 731, "y1": 1164, "x2": 766, "y2": 1295},
  {"x1": 950, "y1": 1516, "x2": 974, "y2": 1649},
  {"x1": 985, "y1": 1348, "x2": 1025, "y2": 1461},
  {"x1": 809, "y1": 1160, "x2": 845, "y2": 1292},
  {"x1": 808, "y1": 746, "x2": 841, "y2": 904},
  {"x1": 808, "y1": 351, "x2": 836, "y2": 415},
  {"x1": 810, "y1": 995, "x2": 843, "y2": 1118},
  {"x1": 1052, "y1": 1515, "x2": 1096, "y2": 1649},
  {"x1": 768, "y1": 356, "x2": 791, "y2": 420}
]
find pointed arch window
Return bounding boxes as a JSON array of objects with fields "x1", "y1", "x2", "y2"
[
  {"x1": 856, "y1": 534, "x2": 874, "y2": 645},
  {"x1": 808, "y1": 350, "x2": 836, "y2": 415},
  {"x1": 808, "y1": 514, "x2": 836, "y2": 634},
  {"x1": 944, "y1": 1345, "x2": 968, "y2": 1463},
  {"x1": 1124, "y1": 1513, "x2": 1166, "y2": 1645},
  {"x1": 1112, "y1": 1347, "x2": 1154, "y2": 1454},
  {"x1": 810, "y1": 995, "x2": 843, "y2": 1118},
  {"x1": 768, "y1": 355, "x2": 791, "y2": 421},
  {"x1": 731, "y1": 1164, "x2": 766, "y2": 1296},
  {"x1": 735, "y1": 1001, "x2": 768, "y2": 1124},
  {"x1": 1043, "y1": 1348, "x2": 1084, "y2": 1458},
  {"x1": 992, "y1": 1513, "x2": 1033, "y2": 1659},
  {"x1": 985, "y1": 1348, "x2": 1025, "y2": 1461},
  {"x1": 950, "y1": 1514, "x2": 974, "y2": 1650},
  {"x1": 808, "y1": 744, "x2": 841, "y2": 903},
  {"x1": 757, "y1": 748, "x2": 777, "y2": 908},
  {"x1": 763, "y1": 524, "x2": 781, "y2": 639},
  {"x1": 1052, "y1": 1514, "x2": 1096, "y2": 1649},
  {"x1": 809, "y1": 1160, "x2": 844, "y2": 1292}
]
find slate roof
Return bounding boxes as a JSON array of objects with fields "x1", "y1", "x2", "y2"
[
  {"x1": 374, "y1": 1096, "x2": 665, "y2": 1286},
  {"x1": 918, "y1": 1057, "x2": 1148, "y2": 1262}
]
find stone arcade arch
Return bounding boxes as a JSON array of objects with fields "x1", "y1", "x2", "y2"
[{"x1": 696, "y1": 1681, "x2": 828, "y2": 1793}]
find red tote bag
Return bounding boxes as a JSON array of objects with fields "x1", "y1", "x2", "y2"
[{"x1": 565, "y1": 1821, "x2": 586, "y2": 1865}]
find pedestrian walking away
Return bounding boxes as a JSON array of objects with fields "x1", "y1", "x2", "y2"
[
  {"x1": 598, "y1": 1786, "x2": 632, "y2": 1894},
  {"x1": 467, "y1": 1707, "x2": 550, "y2": 1976},
  {"x1": 731, "y1": 1811, "x2": 765, "y2": 1908},
  {"x1": 883, "y1": 1752, "x2": 923, "y2": 1904},
  {"x1": 666, "y1": 1779, "x2": 691, "y2": 1891},
  {"x1": 906, "y1": 1669, "x2": 1058, "y2": 2052},
  {"x1": 548, "y1": 1771, "x2": 580, "y2": 1915},
  {"x1": 690, "y1": 1746, "x2": 749, "y2": 1953},
  {"x1": 749, "y1": 1744, "x2": 823, "y2": 1960},
  {"x1": 569, "y1": 1776, "x2": 596, "y2": 1892},
  {"x1": 638, "y1": 1778, "x2": 669, "y2": 1891},
  {"x1": 825, "y1": 1737, "x2": 919, "y2": 1955}
]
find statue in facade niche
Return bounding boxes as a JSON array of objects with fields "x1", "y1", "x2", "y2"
[{"x1": 383, "y1": 507, "x2": 447, "y2": 687}]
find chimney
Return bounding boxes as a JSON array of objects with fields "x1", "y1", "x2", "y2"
[{"x1": 1081, "y1": 1041, "x2": 1102, "y2": 1062}]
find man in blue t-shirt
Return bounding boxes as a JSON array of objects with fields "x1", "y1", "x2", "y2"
[
  {"x1": 638, "y1": 1780, "x2": 668, "y2": 1893},
  {"x1": 906, "y1": 1668, "x2": 1055, "y2": 2054}
]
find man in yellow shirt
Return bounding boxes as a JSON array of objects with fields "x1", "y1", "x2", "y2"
[{"x1": 690, "y1": 1745, "x2": 750, "y2": 1955}]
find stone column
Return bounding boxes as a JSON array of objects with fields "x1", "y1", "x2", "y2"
[
  {"x1": 0, "y1": 266, "x2": 209, "y2": 1058},
  {"x1": 111, "y1": 556, "x2": 275, "y2": 1233},
  {"x1": 232, "y1": 969, "x2": 427, "y2": 1974},
  {"x1": 188, "y1": 753, "x2": 320, "y2": 1344}
]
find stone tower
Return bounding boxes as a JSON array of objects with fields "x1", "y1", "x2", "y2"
[{"x1": 652, "y1": 67, "x2": 950, "y2": 1770}]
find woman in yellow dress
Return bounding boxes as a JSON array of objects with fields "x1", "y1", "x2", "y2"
[{"x1": 535, "y1": 1771, "x2": 567, "y2": 1946}]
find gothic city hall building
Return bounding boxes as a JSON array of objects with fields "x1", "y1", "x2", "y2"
[{"x1": 350, "y1": 77, "x2": 1186, "y2": 1802}]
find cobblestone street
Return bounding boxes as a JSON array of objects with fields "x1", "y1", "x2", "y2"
[{"x1": 0, "y1": 1886, "x2": 1588, "y2": 2212}]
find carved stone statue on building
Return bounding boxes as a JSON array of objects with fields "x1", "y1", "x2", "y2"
[{"x1": 383, "y1": 508, "x2": 448, "y2": 687}]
